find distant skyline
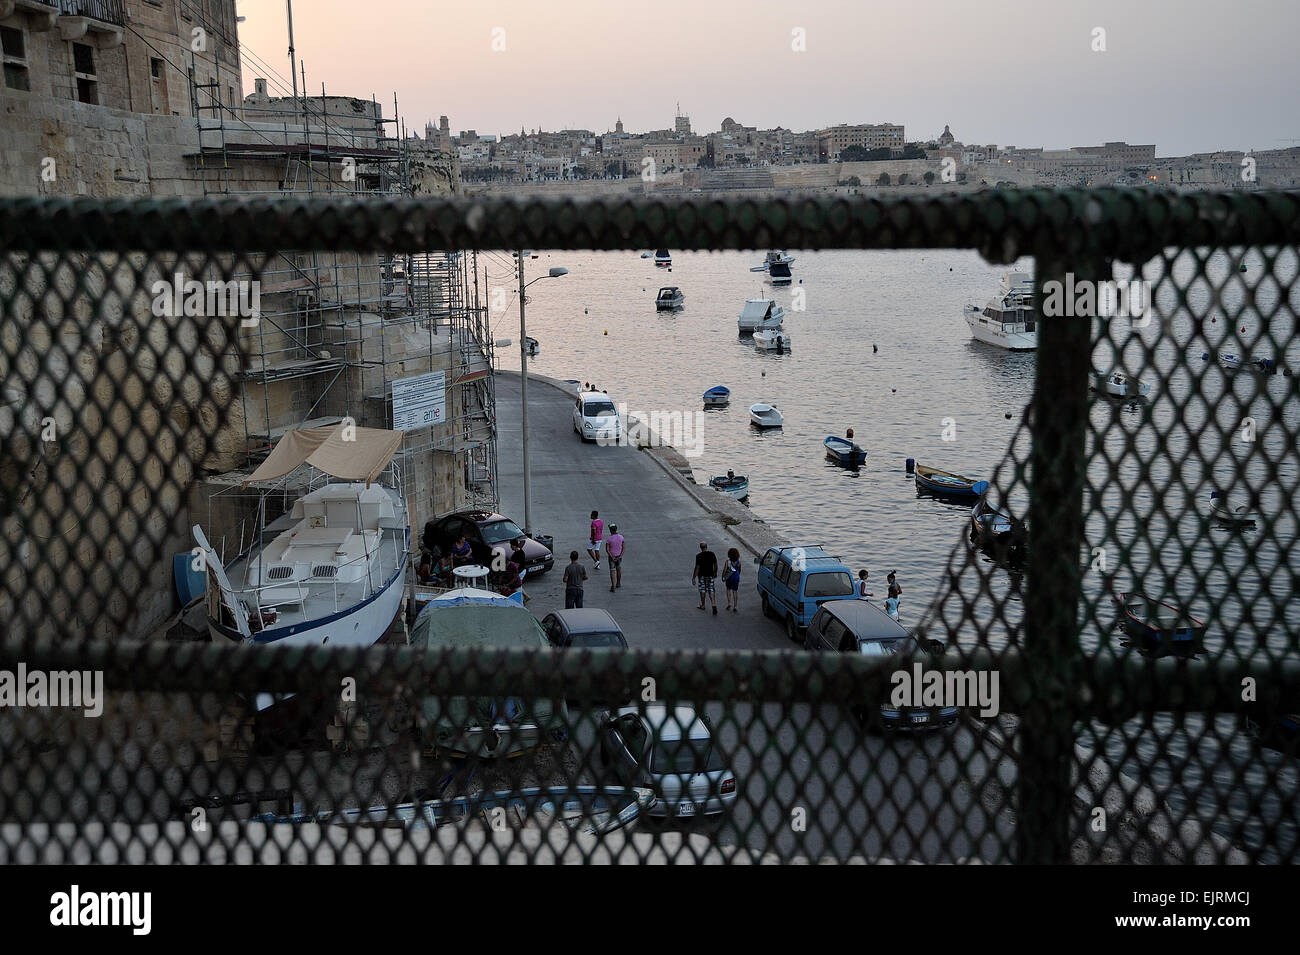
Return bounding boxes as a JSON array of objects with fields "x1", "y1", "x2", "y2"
[{"x1": 235, "y1": 0, "x2": 1298, "y2": 156}]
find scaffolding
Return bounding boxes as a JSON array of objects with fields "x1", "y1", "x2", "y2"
[{"x1": 184, "y1": 59, "x2": 498, "y2": 523}]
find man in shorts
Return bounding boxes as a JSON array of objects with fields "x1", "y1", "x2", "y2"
[
  {"x1": 606, "y1": 524, "x2": 625, "y2": 592},
  {"x1": 563, "y1": 550, "x2": 588, "y2": 609},
  {"x1": 692, "y1": 541, "x2": 718, "y2": 615},
  {"x1": 587, "y1": 510, "x2": 603, "y2": 570}
]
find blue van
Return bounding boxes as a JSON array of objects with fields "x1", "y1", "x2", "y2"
[{"x1": 755, "y1": 546, "x2": 858, "y2": 641}]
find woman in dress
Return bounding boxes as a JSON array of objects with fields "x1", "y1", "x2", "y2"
[{"x1": 722, "y1": 547, "x2": 743, "y2": 613}]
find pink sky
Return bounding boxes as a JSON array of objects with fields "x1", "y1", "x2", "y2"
[{"x1": 234, "y1": 0, "x2": 1298, "y2": 155}]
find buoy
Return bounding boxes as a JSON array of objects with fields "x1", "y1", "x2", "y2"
[
  {"x1": 1241, "y1": 326, "x2": 1246, "y2": 333},
  {"x1": 949, "y1": 267, "x2": 953, "y2": 271},
  {"x1": 604, "y1": 330, "x2": 608, "y2": 335},
  {"x1": 873, "y1": 344, "x2": 878, "y2": 353},
  {"x1": 761, "y1": 370, "x2": 766, "y2": 377},
  {"x1": 846, "y1": 428, "x2": 855, "y2": 439},
  {"x1": 1239, "y1": 263, "x2": 1247, "y2": 272},
  {"x1": 891, "y1": 387, "x2": 897, "y2": 393},
  {"x1": 905, "y1": 458, "x2": 915, "y2": 475},
  {"x1": 1202, "y1": 352, "x2": 1209, "y2": 361},
  {"x1": 584, "y1": 307, "x2": 589, "y2": 314},
  {"x1": 1005, "y1": 411, "x2": 1013, "y2": 419}
]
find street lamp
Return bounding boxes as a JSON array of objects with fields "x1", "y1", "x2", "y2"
[{"x1": 518, "y1": 254, "x2": 567, "y2": 536}]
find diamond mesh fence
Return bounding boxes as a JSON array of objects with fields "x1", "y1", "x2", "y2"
[{"x1": 1, "y1": 191, "x2": 1298, "y2": 864}]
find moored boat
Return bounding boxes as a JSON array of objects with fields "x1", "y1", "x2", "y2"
[
  {"x1": 1115, "y1": 592, "x2": 1207, "y2": 648},
  {"x1": 655, "y1": 286, "x2": 684, "y2": 310},
  {"x1": 915, "y1": 463, "x2": 988, "y2": 499},
  {"x1": 969, "y1": 495, "x2": 1027, "y2": 554},
  {"x1": 709, "y1": 469, "x2": 749, "y2": 499},
  {"x1": 753, "y1": 328, "x2": 792, "y2": 351},
  {"x1": 1096, "y1": 371, "x2": 1151, "y2": 398},
  {"x1": 963, "y1": 271, "x2": 1037, "y2": 351},
  {"x1": 767, "y1": 261, "x2": 793, "y2": 285},
  {"x1": 737, "y1": 297, "x2": 785, "y2": 332},
  {"x1": 749, "y1": 402, "x2": 784, "y2": 428},
  {"x1": 653, "y1": 248, "x2": 672, "y2": 268},
  {"x1": 1208, "y1": 490, "x2": 1258, "y2": 526},
  {"x1": 702, "y1": 385, "x2": 730, "y2": 407},
  {"x1": 524, "y1": 336, "x2": 540, "y2": 356},
  {"x1": 824, "y1": 436, "x2": 866, "y2": 466}
]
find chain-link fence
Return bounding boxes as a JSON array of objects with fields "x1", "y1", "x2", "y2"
[{"x1": 1, "y1": 191, "x2": 1298, "y2": 863}]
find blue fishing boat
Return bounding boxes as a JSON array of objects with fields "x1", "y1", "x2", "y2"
[
  {"x1": 824, "y1": 436, "x2": 867, "y2": 466},
  {"x1": 1115, "y1": 592, "x2": 1206, "y2": 649},
  {"x1": 914, "y1": 463, "x2": 989, "y2": 499},
  {"x1": 703, "y1": 385, "x2": 730, "y2": 407},
  {"x1": 709, "y1": 469, "x2": 749, "y2": 499}
]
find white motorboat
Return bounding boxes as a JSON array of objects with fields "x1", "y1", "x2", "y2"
[
  {"x1": 751, "y1": 250, "x2": 795, "y2": 272},
  {"x1": 1097, "y1": 371, "x2": 1151, "y2": 398},
  {"x1": 653, "y1": 248, "x2": 672, "y2": 268},
  {"x1": 738, "y1": 297, "x2": 786, "y2": 332},
  {"x1": 192, "y1": 424, "x2": 410, "y2": 708},
  {"x1": 749, "y1": 402, "x2": 784, "y2": 428},
  {"x1": 753, "y1": 328, "x2": 792, "y2": 351},
  {"x1": 655, "y1": 286, "x2": 684, "y2": 310},
  {"x1": 963, "y1": 271, "x2": 1037, "y2": 351}
]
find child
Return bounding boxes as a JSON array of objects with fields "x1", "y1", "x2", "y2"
[
  {"x1": 587, "y1": 510, "x2": 603, "y2": 570},
  {"x1": 887, "y1": 571, "x2": 902, "y2": 600},
  {"x1": 856, "y1": 569, "x2": 873, "y2": 599},
  {"x1": 884, "y1": 595, "x2": 901, "y2": 621},
  {"x1": 722, "y1": 547, "x2": 742, "y2": 612}
]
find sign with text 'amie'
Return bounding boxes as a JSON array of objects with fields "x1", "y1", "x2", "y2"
[{"x1": 391, "y1": 370, "x2": 446, "y2": 431}]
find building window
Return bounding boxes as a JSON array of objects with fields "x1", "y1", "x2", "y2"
[
  {"x1": 73, "y1": 42, "x2": 94, "y2": 76},
  {"x1": 151, "y1": 57, "x2": 163, "y2": 78},
  {"x1": 1, "y1": 26, "x2": 30, "y2": 92}
]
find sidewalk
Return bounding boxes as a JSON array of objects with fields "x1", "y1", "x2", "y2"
[{"x1": 495, "y1": 371, "x2": 792, "y2": 651}]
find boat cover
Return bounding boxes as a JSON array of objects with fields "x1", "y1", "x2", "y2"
[{"x1": 244, "y1": 424, "x2": 404, "y2": 486}]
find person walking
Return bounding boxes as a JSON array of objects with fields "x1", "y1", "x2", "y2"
[
  {"x1": 693, "y1": 541, "x2": 718, "y2": 615},
  {"x1": 563, "y1": 550, "x2": 588, "y2": 609},
  {"x1": 606, "y1": 523, "x2": 625, "y2": 591},
  {"x1": 856, "y1": 569, "x2": 873, "y2": 599},
  {"x1": 722, "y1": 547, "x2": 742, "y2": 612},
  {"x1": 587, "y1": 510, "x2": 603, "y2": 570}
]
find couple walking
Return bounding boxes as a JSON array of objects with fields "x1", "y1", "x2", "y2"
[
  {"x1": 692, "y1": 542, "x2": 743, "y2": 614},
  {"x1": 565, "y1": 510, "x2": 626, "y2": 608}
]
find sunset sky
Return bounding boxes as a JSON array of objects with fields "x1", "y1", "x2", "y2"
[{"x1": 234, "y1": 0, "x2": 1298, "y2": 156}]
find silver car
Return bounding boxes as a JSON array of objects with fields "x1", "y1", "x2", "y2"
[{"x1": 599, "y1": 703, "x2": 737, "y2": 818}]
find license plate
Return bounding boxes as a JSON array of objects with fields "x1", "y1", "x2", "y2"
[
  {"x1": 910, "y1": 714, "x2": 928, "y2": 723},
  {"x1": 677, "y1": 801, "x2": 697, "y2": 817}
]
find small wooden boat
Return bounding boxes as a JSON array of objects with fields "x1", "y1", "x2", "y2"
[
  {"x1": 1208, "y1": 491, "x2": 1258, "y2": 526},
  {"x1": 709, "y1": 469, "x2": 749, "y2": 499},
  {"x1": 753, "y1": 328, "x2": 792, "y2": 351},
  {"x1": 655, "y1": 286, "x2": 684, "y2": 310},
  {"x1": 824, "y1": 436, "x2": 866, "y2": 466},
  {"x1": 1096, "y1": 371, "x2": 1151, "y2": 398},
  {"x1": 1115, "y1": 592, "x2": 1206, "y2": 647},
  {"x1": 969, "y1": 496, "x2": 1026, "y2": 552},
  {"x1": 915, "y1": 464, "x2": 988, "y2": 499},
  {"x1": 749, "y1": 402, "x2": 784, "y2": 428},
  {"x1": 702, "y1": 385, "x2": 730, "y2": 407}
]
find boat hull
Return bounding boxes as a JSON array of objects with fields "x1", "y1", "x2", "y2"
[
  {"x1": 964, "y1": 309, "x2": 1037, "y2": 351},
  {"x1": 750, "y1": 412, "x2": 783, "y2": 428},
  {"x1": 915, "y1": 466, "x2": 985, "y2": 499},
  {"x1": 709, "y1": 478, "x2": 749, "y2": 499},
  {"x1": 824, "y1": 438, "x2": 866, "y2": 466}
]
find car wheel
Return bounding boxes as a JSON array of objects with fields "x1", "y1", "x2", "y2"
[
  {"x1": 761, "y1": 594, "x2": 774, "y2": 619},
  {"x1": 785, "y1": 615, "x2": 800, "y2": 643}
]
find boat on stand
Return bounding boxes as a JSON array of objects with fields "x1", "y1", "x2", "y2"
[
  {"x1": 192, "y1": 424, "x2": 410, "y2": 709},
  {"x1": 963, "y1": 271, "x2": 1038, "y2": 351}
]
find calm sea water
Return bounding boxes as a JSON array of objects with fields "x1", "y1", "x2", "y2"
[{"x1": 505, "y1": 246, "x2": 1300, "y2": 859}]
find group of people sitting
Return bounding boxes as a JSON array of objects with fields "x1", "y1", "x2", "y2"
[{"x1": 415, "y1": 533, "x2": 529, "y2": 601}]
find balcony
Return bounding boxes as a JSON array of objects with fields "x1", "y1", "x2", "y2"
[{"x1": 56, "y1": 0, "x2": 124, "y2": 46}]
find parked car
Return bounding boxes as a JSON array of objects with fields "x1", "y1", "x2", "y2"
[
  {"x1": 805, "y1": 600, "x2": 957, "y2": 731},
  {"x1": 422, "y1": 509, "x2": 553, "y2": 574},
  {"x1": 542, "y1": 609, "x2": 629, "y2": 649},
  {"x1": 600, "y1": 703, "x2": 737, "y2": 818},
  {"x1": 572, "y1": 391, "x2": 621, "y2": 442},
  {"x1": 755, "y1": 545, "x2": 858, "y2": 641}
]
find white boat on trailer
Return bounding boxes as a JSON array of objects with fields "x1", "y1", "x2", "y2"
[
  {"x1": 963, "y1": 271, "x2": 1037, "y2": 351},
  {"x1": 193, "y1": 424, "x2": 410, "y2": 710},
  {"x1": 749, "y1": 402, "x2": 784, "y2": 428}
]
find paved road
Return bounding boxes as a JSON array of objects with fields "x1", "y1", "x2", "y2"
[
  {"x1": 496, "y1": 372, "x2": 1013, "y2": 861},
  {"x1": 497, "y1": 373, "x2": 790, "y2": 649}
]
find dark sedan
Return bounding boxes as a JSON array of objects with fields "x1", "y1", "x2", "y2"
[
  {"x1": 422, "y1": 510, "x2": 553, "y2": 575},
  {"x1": 541, "y1": 609, "x2": 629, "y2": 649}
]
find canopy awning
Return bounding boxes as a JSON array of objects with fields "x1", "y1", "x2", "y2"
[{"x1": 243, "y1": 424, "x2": 404, "y2": 486}]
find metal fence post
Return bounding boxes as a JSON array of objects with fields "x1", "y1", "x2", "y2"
[{"x1": 1016, "y1": 250, "x2": 1099, "y2": 863}]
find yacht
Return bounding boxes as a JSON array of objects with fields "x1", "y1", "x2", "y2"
[
  {"x1": 192, "y1": 424, "x2": 410, "y2": 707},
  {"x1": 963, "y1": 271, "x2": 1037, "y2": 351},
  {"x1": 738, "y1": 297, "x2": 785, "y2": 332}
]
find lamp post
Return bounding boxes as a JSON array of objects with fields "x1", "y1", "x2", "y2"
[{"x1": 517, "y1": 254, "x2": 567, "y2": 536}]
